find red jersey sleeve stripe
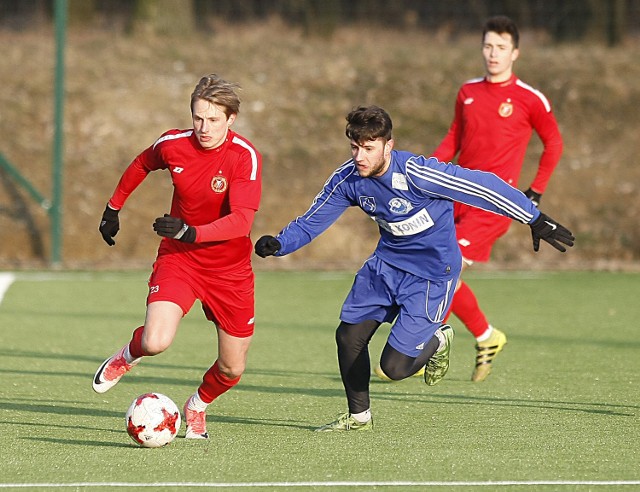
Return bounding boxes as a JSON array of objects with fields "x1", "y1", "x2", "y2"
[
  {"x1": 232, "y1": 136, "x2": 259, "y2": 180},
  {"x1": 152, "y1": 130, "x2": 193, "y2": 149},
  {"x1": 515, "y1": 79, "x2": 552, "y2": 112}
]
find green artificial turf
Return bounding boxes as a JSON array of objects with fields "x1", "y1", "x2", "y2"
[{"x1": 0, "y1": 270, "x2": 638, "y2": 491}]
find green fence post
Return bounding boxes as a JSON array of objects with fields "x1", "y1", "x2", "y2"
[{"x1": 51, "y1": 0, "x2": 67, "y2": 266}]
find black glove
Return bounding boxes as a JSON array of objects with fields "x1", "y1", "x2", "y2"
[
  {"x1": 99, "y1": 205, "x2": 120, "y2": 246},
  {"x1": 524, "y1": 188, "x2": 542, "y2": 207},
  {"x1": 529, "y1": 213, "x2": 575, "y2": 252},
  {"x1": 254, "y1": 235, "x2": 281, "y2": 257},
  {"x1": 153, "y1": 214, "x2": 196, "y2": 243}
]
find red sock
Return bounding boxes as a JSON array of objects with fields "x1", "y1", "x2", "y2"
[
  {"x1": 449, "y1": 281, "x2": 489, "y2": 338},
  {"x1": 198, "y1": 361, "x2": 241, "y2": 404},
  {"x1": 128, "y1": 326, "x2": 147, "y2": 359}
]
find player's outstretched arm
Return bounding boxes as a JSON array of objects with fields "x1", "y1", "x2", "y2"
[
  {"x1": 99, "y1": 204, "x2": 120, "y2": 246},
  {"x1": 254, "y1": 235, "x2": 281, "y2": 257},
  {"x1": 529, "y1": 212, "x2": 575, "y2": 252}
]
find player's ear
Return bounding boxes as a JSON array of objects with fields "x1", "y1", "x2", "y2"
[
  {"x1": 385, "y1": 139, "x2": 394, "y2": 153},
  {"x1": 227, "y1": 113, "x2": 237, "y2": 127}
]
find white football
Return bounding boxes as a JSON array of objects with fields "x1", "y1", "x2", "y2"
[{"x1": 125, "y1": 393, "x2": 181, "y2": 448}]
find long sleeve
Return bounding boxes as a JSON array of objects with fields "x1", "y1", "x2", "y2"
[
  {"x1": 194, "y1": 207, "x2": 255, "y2": 242},
  {"x1": 405, "y1": 155, "x2": 539, "y2": 224},
  {"x1": 276, "y1": 163, "x2": 355, "y2": 256},
  {"x1": 431, "y1": 89, "x2": 464, "y2": 162},
  {"x1": 108, "y1": 154, "x2": 153, "y2": 210},
  {"x1": 529, "y1": 106, "x2": 563, "y2": 193}
]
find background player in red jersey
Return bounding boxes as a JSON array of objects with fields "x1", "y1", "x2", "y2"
[
  {"x1": 385, "y1": 15, "x2": 562, "y2": 383},
  {"x1": 93, "y1": 74, "x2": 262, "y2": 439}
]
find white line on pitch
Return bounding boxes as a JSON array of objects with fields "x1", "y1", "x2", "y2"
[
  {"x1": 1, "y1": 480, "x2": 640, "y2": 488},
  {"x1": 0, "y1": 272, "x2": 16, "y2": 306}
]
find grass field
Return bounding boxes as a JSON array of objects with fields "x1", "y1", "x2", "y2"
[{"x1": 0, "y1": 270, "x2": 638, "y2": 491}]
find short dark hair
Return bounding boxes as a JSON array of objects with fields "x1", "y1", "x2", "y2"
[
  {"x1": 345, "y1": 106, "x2": 393, "y2": 144},
  {"x1": 483, "y1": 15, "x2": 519, "y2": 49}
]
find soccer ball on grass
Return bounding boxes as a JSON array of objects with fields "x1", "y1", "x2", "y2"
[{"x1": 125, "y1": 393, "x2": 181, "y2": 447}]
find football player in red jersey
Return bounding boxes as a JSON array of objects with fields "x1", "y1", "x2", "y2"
[
  {"x1": 376, "y1": 16, "x2": 563, "y2": 383},
  {"x1": 436, "y1": 15, "x2": 563, "y2": 382},
  {"x1": 94, "y1": 74, "x2": 262, "y2": 439}
]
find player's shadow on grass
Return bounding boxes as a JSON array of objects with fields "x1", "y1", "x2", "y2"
[
  {"x1": 0, "y1": 348, "x2": 129, "y2": 365},
  {"x1": 10, "y1": 347, "x2": 630, "y2": 420},
  {"x1": 25, "y1": 436, "x2": 131, "y2": 448},
  {"x1": 207, "y1": 414, "x2": 312, "y2": 430},
  {"x1": 0, "y1": 365, "x2": 344, "y2": 398},
  {"x1": 372, "y1": 391, "x2": 638, "y2": 417},
  {"x1": 9, "y1": 420, "x2": 130, "y2": 449},
  {"x1": 0, "y1": 400, "x2": 122, "y2": 419},
  {"x1": 0, "y1": 348, "x2": 249, "y2": 373},
  {"x1": 517, "y1": 332, "x2": 640, "y2": 350},
  {"x1": 0, "y1": 348, "x2": 346, "y2": 378},
  {"x1": 0, "y1": 307, "x2": 144, "y2": 323},
  {"x1": 0, "y1": 418, "x2": 122, "y2": 434},
  {"x1": 235, "y1": 381, "x2": 342, "y2": 395}
]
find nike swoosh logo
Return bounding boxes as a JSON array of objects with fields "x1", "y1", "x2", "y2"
[
  {"x1": 545, "y1": 221, "x2": 557, "y2": 231},
  {"x1": 94, "y1": 359, "x2": 109, "y2": 385}
]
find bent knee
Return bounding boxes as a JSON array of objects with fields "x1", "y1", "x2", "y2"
[
  {"x1": 379, "y1": 362, "x2": 405, "y2": 381},
  {"x1": 335, "y1": 320, "x2": 378, "y2": 348},
  {"x1": 217, "y1": 362, "x2": 245, "y2": 380},
  {"x1": 141, "y1": 334, "x2": 172, "y2": 356}
]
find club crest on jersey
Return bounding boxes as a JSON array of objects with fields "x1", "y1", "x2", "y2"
[
  {"x1": 499, "y1": 100, "x2": 514, "y2": 118},
  {"x1": 388, "y1": 198, "x2": 413, "y2": 214},
  {"x1": 359, "y1": 196, "x2": 376, "y2": 212},
  {"x1": 211, "y1": 175, "x2": 228, "y2": 193}
]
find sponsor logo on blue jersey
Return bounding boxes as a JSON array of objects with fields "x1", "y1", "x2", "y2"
[{"x1": 374, "y1": 208, "x2": 435, "y2": 236}]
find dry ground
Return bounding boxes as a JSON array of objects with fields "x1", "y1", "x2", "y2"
[{"x1": 1, "y1": 20, "x2": 639, "y2": 271}]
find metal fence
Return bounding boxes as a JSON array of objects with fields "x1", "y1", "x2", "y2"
[
  {"x1": 1, "y1": 0, "x2": 639, "y2": 266},
  {"x1": 1, "y1": 0, "x2": 639, "y2": 45}
]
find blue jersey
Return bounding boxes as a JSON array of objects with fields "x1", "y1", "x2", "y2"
[{"x1": 275, "y1": 150, "x2": 539, "y2": 281}]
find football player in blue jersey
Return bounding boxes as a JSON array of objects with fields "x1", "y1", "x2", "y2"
[{"x1": 255, "y1": 105, "x2": 574, "y2": 431}]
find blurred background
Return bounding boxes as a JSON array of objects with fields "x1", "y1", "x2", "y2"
[{"x1": 0, "y1": 0, "x2": 638, "y2": 271}]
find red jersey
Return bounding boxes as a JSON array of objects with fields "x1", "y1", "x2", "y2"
[
  {"x1": 433, "y1": 74, "x2": 562, "y2": 193},
  {"x1": 109, "y1": 129, "x2": 262, "y2": 272}
]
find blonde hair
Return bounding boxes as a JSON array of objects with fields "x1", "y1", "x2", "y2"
[{"x1": 190, "y1": 74, "x2": 241, "y2": 117}]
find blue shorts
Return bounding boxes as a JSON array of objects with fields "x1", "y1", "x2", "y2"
[{"x1": 340, "y1": 255, "x2": 457, "y2": 357}]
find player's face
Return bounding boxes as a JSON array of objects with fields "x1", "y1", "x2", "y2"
[
  {"x1": 191, "y1": 98, "x2": 236, "y2": 150},
  {"x1": 482, "y1": 31, "x2": 519, "y2": 83},
  {"x1": 350, "y1": 137, "x2": 393, "y2": 178}
]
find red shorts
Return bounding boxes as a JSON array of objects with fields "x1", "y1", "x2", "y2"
[
  {"x1": 454, "y1": 202, "x2": 512, "y2": 263},
  {"x1": 147, "y1": 256, "x2": 255, "y2": 338}
]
